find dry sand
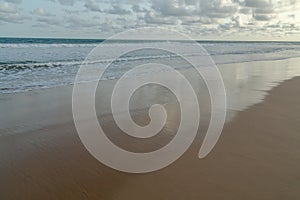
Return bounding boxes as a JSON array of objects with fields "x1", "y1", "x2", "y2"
[{"x1": 0, "y1": 74, "x2": 299, "y2": 199}]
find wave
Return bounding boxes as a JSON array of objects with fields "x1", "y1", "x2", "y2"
[
  {"x1": 2, "y1": 48, "x2": 300, "y2": 72},
  {"x1": 0, "y1": 53, "x2": 195, "y2": 72},
  {"x1": 0, "y1": 48, "x2": 300, "y2": 72}
]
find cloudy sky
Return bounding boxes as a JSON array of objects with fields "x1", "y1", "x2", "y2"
[{"x1": 0, "y1": 0, "x2": 300, "y2": 40}]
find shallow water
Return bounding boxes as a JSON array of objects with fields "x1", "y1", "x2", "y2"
[{"x1": 0, "y1": 57, "x2": 299, "y2": 136}]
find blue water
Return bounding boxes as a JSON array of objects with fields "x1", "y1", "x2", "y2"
[{"x1": 1, "y1": 37, "x2": 300, "y2": 94}]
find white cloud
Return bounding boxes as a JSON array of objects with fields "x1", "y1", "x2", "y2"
[
  {"x1": 3, "y1": 0, "x2": 22, "y2": 4},
  {"x1": 32, "y1": 8, "x2": 54, "y2": 16},
  {"x1": 0, "y1": 2, "x2": 17, "y2": 13}
]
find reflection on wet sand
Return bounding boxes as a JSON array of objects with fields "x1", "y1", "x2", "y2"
[{"x1": 221, "y1": 57, "x2": 300, "y2": 112}]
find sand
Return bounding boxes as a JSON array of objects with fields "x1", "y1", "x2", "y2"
[{"x1": 0, "y1": 60, "x2": 300, "y2": 199}]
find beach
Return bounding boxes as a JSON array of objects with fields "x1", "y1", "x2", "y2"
[
  {"x1": 2, "y1": 0, "x2": 300, "y2": 198},
  {"x1": 0, "y1": 56, "x2": 300, "y2": 199}
]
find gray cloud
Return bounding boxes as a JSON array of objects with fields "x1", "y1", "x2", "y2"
[
  {"x1": 104, "y1": 5, "x2": 131, "y2": 15},
  {"x1": 131, "y1": 4, "x2": 147, "y2": 13},
  {"x1": 84, "y1": 0, "x2": 101, "y2": 12},
  {"x1": 239, "y1": 7, "x2": 252, "y2": 14},
  {"x1": 0, "y1": 2, "x2": 28, "y2": 23},
  {"x1": 37, "y1": 17, "x2": 62, "y2": 26},
  {"x1": 48, "y1": 0, "x2": 77, "y2": 6},
  {"x1": 243, "y1": 0, "x2": 271, "y2": 8},
  {"x1": 255, "y1": 7, "x2": 274, "y2": 14},
  {"x1": 253, "y1": 14, "x2": 274, "y2": 21},
  {"x1": 0, "y1": 13, "x2": 26, "y2": 23},
  {"x1": 141, "y1": 11, "x2": 179, "y2": 25}
]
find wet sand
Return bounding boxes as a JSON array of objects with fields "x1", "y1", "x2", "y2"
[{"x1": 0, "y1": 59, "x2": 300, "y2": 199}]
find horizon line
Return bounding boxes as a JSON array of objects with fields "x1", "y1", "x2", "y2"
[{"x1": 0, "y1": 36, "x2": 300, "y2": 43}]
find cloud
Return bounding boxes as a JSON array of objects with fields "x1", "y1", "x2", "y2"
[
  {"x1": 66, "y1": 15, "x2": 100, "y2": 28},
  {"x1": 34, "y1": 13, "x2": 100, "y2": 29},
  {"x1": 141, "y1": 11, "x2": 179, "y2": 25},
  {"x1": 84, "y1": 0, "x2": 101, "y2": 12},
  {"x1": 0, "y1": 2, "x2": 17, "y2": 13},
  {"x1": 150, "y1": 0, "x2": 194, "y2": 16},
  {"x1": 239, "y1": 7, "x2": 252, "y2": 14},
  {"x1": 103, "y1": 0, "x2": 300, "y2": 37},
  {"x1": 32, "y1": 8, "x2": 54, "y2": 16},
  {"x1": 84, "y1": 1, "x2": 131, "y2": 15},
  {"x1": 131, "y1": 4, "x2": 147, "y2": 13},
  {"x1": 0, "y1": 13, "x2": 26, "y2": 23},
  {"x1": 37, "y1": 18, "x2": 61, "y2": 26},
  {"x1": 48, "y1": 0, "x2": 77, "y2": 6},
  {"x1": 149, "y1": 0, "x2": 239, "y2": 18},
  {"x1": 0, "y1": 2, "x2": 28, "y2": 23},
  {"x1": 2, "y1": 0, "x2": 300, "y2": 38},
  {"x1": 104, "y1": 5, "x2": 131, "y2": 15},
  {"x1": 32, "y1": 8, "x2": 58, "y2": 27},
  {"x1": 202, "y1": 1, "x2": 238, "y2": 19},
  {"x1": 253, "y1": 13, "x2": 274, "y2": 21},
  {"x1": 3, "y1": 0, "x2": 22, "y2": 4}
]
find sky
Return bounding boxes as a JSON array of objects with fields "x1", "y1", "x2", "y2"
[{"x1": 0, "y1": 0, "x2": 300, "y2": 40}]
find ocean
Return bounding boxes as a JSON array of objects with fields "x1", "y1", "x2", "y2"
[{"x1": 1, "y1": 37, "x2": 300, "y2": 94}]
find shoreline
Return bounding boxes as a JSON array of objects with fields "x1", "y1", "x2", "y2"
[{"x1": 1, "y1": 57, "x2": 300, "y2": 136}]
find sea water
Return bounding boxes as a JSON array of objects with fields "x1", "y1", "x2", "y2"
[{"x1": 1, "y1": 38, "x2": 300, "y2": 93}]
